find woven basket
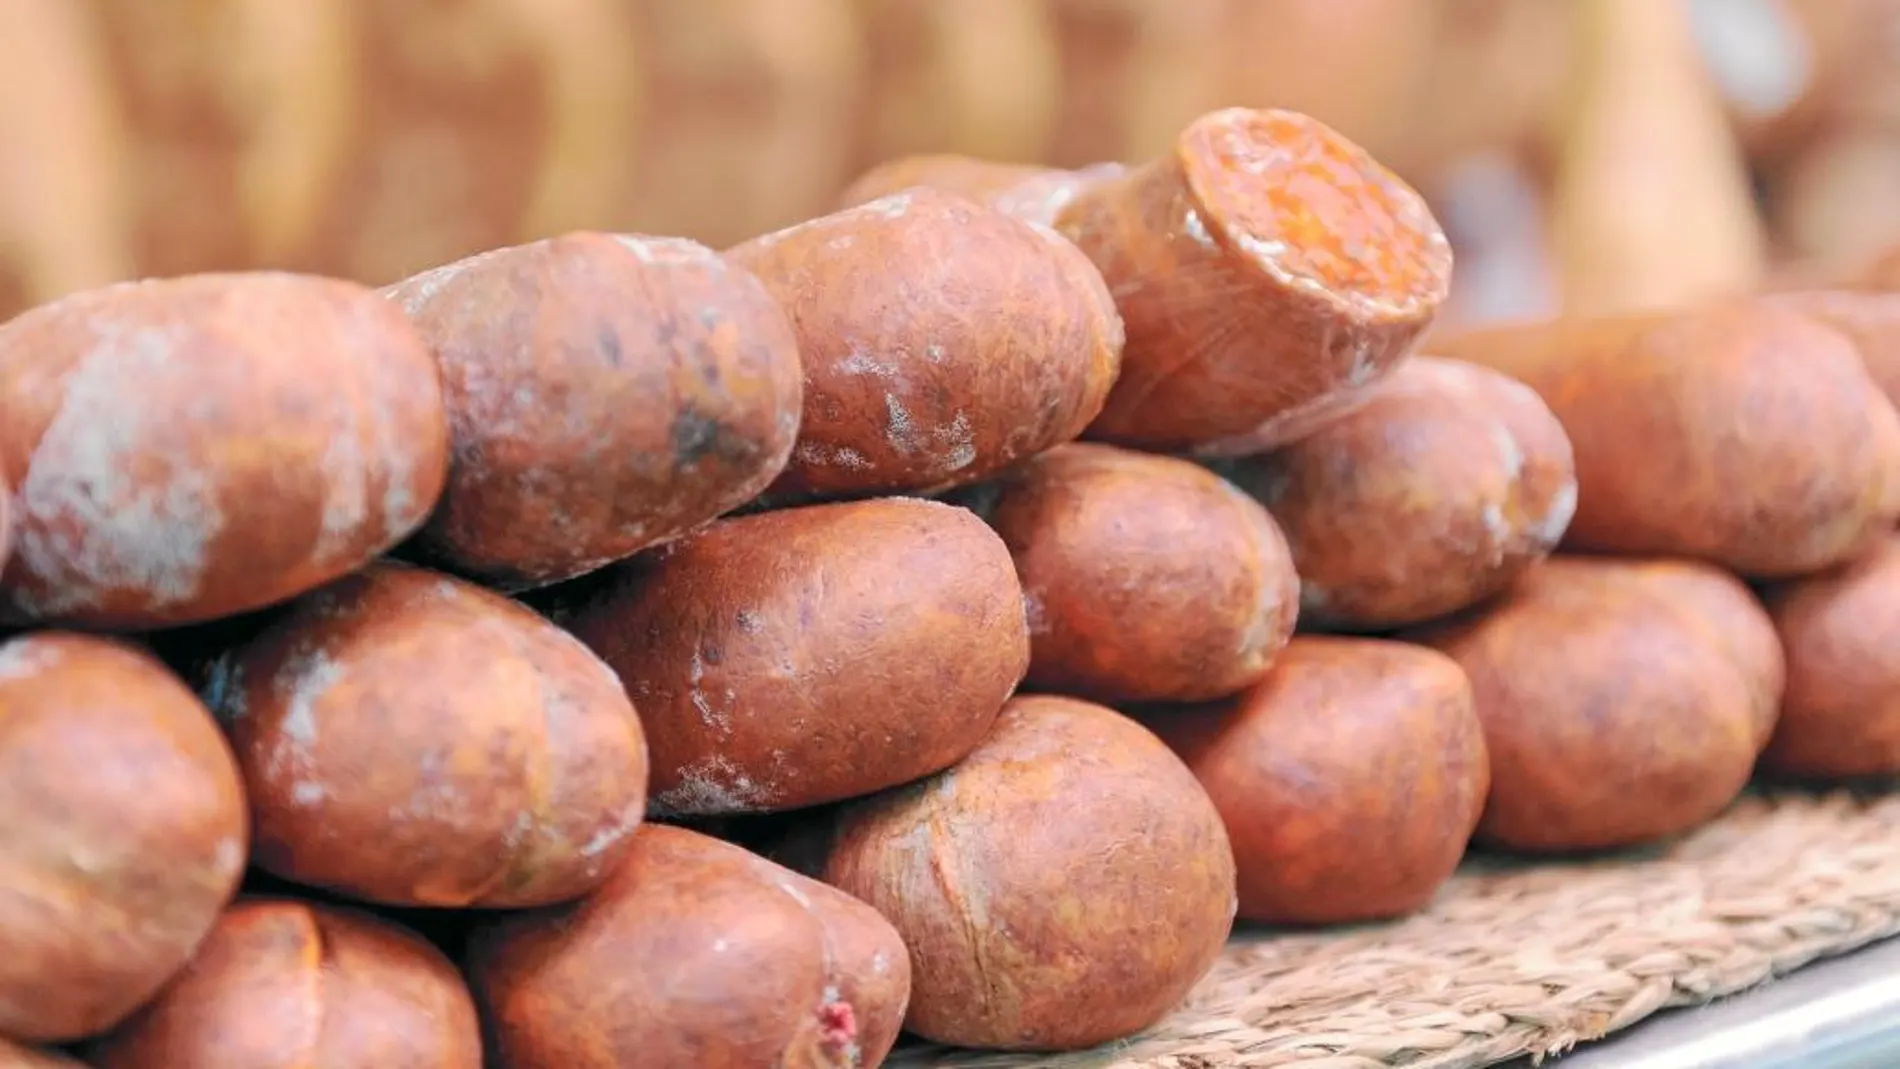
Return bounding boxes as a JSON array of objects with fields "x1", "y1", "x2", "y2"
[{"x1": 886, "y1": 788, "x2": 1900, "y2": 1069}]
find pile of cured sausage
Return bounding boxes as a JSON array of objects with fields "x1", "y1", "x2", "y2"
[{"x1": 3, "y1": 105, "x2": 1899, "y2": 1069}]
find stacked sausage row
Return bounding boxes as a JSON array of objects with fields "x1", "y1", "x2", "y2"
[{"x1": 3, "y1": 102, "x2": 1900, "y2": 1069}]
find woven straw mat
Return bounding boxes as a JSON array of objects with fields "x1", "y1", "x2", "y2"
[{"x1": 885, "y1": 788, "x2": 1900, "y2": 1069}]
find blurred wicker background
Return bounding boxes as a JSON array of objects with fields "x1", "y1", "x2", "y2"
[{"x1": 2, "y1": 0, "x2": 1898, "y2": 325}]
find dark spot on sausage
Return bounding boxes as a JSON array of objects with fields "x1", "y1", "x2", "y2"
[
  {"x1": 671, "y1": 403, "x2": 770, "y2": 469},
  {"x1": 702, "y1": 644, "x2": 725, "y2": 666},
  {"x1": 671, "y1": 407, "x2": 725, "y2": 464},
  {"x1": 597, "y1": 327, "x2": 625, "y2": 368}
]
